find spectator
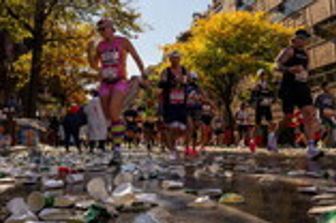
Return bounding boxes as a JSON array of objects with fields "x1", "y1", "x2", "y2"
[
  {"x1": 62, "y1": 105, "x2": 82, "y2": 152},
  {"x1": 315, "y1": 82, "x2": 336, "y2": 147},
  {"x1": 84, "y1": 91, "x2": 108, "y2": 153}
]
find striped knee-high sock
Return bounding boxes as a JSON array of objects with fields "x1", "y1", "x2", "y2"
[{"x1": 111, "y1": 121, "x2": 126, "y2": 146}]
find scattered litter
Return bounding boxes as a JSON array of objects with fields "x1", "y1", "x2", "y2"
[
  {"x1": 162, "y1": 180, "x2": 184, "y2": 190},
  {"x1": 188, "y1": 196, "x2": 217, "y2": 209},
  {"x1": 219, "y1": 193, "x2": 245, "y2": 204}
]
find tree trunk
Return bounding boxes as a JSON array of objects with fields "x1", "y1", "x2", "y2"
[{"x1": 25, "y1": 0, "x2": 45, "y2": 117}]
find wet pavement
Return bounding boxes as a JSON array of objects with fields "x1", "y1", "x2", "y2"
[{"x1": 1, "y1": 146, "x2": 336, "y2": 222}]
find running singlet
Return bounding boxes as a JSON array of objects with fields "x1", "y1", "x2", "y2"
[
  {"x1": 170, "y1": 88, "x2": 185, "y2": 105},
  {"x1": 256, "y1": 81, "x2": 273, "y2": 107},
  {"x1": 97, "y1": 37, "x2": 125, "y2": 82},
  {"x1": 283, "y1": 47, "x2": 309, "y2": 82}
]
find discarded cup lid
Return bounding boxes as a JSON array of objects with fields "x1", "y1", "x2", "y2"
[
  {"x1": 27, "y1": 192, "x2": 47, "y2": 212},
  {"x1": 188, "y1": 196, "x2": 217, "y2": 209},
  {"x1": 208, "y1": 163, "x2": 221, "y2": 175},
  {"x1": 75, "y1": 200, "x2": 96, "y2": 210},
  {"x1": 312, "y1": 194, "x2": 336, "y2": 202},
  {"x1": 112, "y1": 183, "x2": 140, "y2": 207},
  {"x1": 38, "y1": 208, "x2": 83, "y2": 221},
  {"x1": 87, "y1": 177, "x2": 109, "y2": 202},
  {"x1": 0, "y1": 177, "x2": 16, "y2": 184},
  {"x1": 219, "y1": 193, "x2": 245, "y2": 204},
  {"x1": 198, "y1": 189, "x2": 223, "y2": 198},
  {"x1": 161, "y1": 180, "x2": 184, "y2": 190},
  {"x1": 308, "y1": 205, "x2": 336, "y2": 215},
  {"x1": 5, "y1": 197, "x2": 38, "y2": 223},
  {"x1": 66, "y1": 173, "x2": 84, "y2": 184},
  {"x1": 42, "y1": 179, "x2": 64, "y2": 189},
  {"x1": 297, "y1": 186, "x2": 318, "y2": 194},
  {"x1": 114, "y1": 172, "x2": 134, "y2": 186},
  {"x1": 5, "y1": 213, "x2": 38, "y2": 223},
  {"x1": 135, "y1": 193, "x2": 159, "y2": 205},
  {"x1": 7, "y1": 197, "x2": 31, "y2": 215}
]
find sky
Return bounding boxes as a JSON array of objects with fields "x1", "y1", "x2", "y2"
[{"x1": 126, "y1": 0, "x2": 211, "y2": 76}]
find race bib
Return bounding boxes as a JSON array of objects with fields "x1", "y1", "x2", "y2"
[
  {"x1": 295, "y1": 70, "x2": 309, "y2": 82},
  {"x1": 101, "y1": 50, "x2": 119, "y2": 65},
  {"x1": 170, "y1": 89, "x2": 185, "y2": 104},
  {"x1": 260, "y1": 98, "x2": 272, "y2": 106},
  {"x1": 101, "y1": 67, "x2": 119, "y2": 81}
]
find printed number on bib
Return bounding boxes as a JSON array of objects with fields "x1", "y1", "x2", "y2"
[
  {"x1": 101, "y1": 67, "x2": 118, "y2": 81},
  {"x1": 101, "y1": 50, "x2": 119, "y2": 65},
  {"x1": 170, "y1": 89, "x2": 185, "y2": 104}
]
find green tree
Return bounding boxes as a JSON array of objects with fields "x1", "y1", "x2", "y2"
[
  {"x1": 1, "y1": 0, "x2": 142, "y2": 117},
  {"x1": 164, "y1": 11, "x2": 293, "y2": 125}
]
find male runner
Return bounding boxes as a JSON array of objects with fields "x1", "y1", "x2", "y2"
[
  {"x1": 275, "y1": 29, "x2": 324, "y2": 160},
  {"x1": 158, "y1": 51, "x2": 188, "y2": 160}
]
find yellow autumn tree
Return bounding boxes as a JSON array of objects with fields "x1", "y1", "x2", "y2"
[{"x1": 163, "y1": 11, "x2": 294, "y2": 125}]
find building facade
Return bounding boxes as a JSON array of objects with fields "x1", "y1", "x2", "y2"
[{"x1": 207, "y1": 0, "x2": 336, "y2": 87}]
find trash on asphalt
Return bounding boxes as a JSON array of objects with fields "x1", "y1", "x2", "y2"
[
  {"x1": 188, "y1": 196, "x2": 217, "y2": 209},
  {"x1": 87, "y1": 177, "x2": 109, "y2": 202},
  {"x1": 5, "y1": 197, "x2": 38, "y2": 223},
  {"x1": 198, "y1": 188, "x2": 223, "y2": 198},
  {"x1": 219, "y1": 193, "x2": 245, "y2": 204},
  {"x1": 27, "y1": 191, "x2": 76, "y2": 212},
  {"x1": 308, "y1": 205, "x2": 336, "y2": 215},
  {"x1": 161, "y1": 180, "x2": 184, "y2": 190},
  {"x1": 298, "y1": 186, "x2": 319, "y2": 194}
]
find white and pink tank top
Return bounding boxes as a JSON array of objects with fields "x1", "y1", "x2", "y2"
[{"x1": 97, "y1": 37, "x2": 126, "y2": 81}]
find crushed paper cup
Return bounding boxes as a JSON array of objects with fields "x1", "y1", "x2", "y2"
[
  {"x1": 27, "y1": 191, "x2": 77, "y2": 212},
  {"x1": 162, "y1": 180, "x2": 184, "y2": 190},
  {"x1": 308, "y1": 205, "x2": 336, "y2": 215},
  {"x1": 38, "y1": 208, "x2": 82, "y2": 221},
  {"x1": 114, "y1": 172, "x2": 134, "y2": 186},
  {"x1": 135, "y1": 193, "x2": 159, "y2": 205},
  {"x1": 42, "y1": 179, "x2": 64, "y2": 189},
  {"x1": 66, "y1": 173, "x2": 84, "y2": 184},
  {"x1": 5, "y1": 197, "x2": 38, "y2": 223},
  {"x1": 219, "y1": 193, "x2": 245, "y2": 204},
  {"x1": 27, "y1": 192, "x2": 46, "y2": 212},
  {"x1": 198, "y1": 189, "x2": 223, "y2": 198},
  {"x1": 188, "y1": 196, "x2": 217, "y2": 209},
  {"x1": 87, "y1": 177, "x2": 109, "y2": 202},
  {"x1": 208, "y1": 163, "x2": 221, "y2": 175},
  {"x1": 112, "y1": 183, "x2": 141, "y2": 207}
]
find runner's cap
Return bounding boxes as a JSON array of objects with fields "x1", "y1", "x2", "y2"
[
  {"x1": 168, "y1": 50, "x2": 181, "y2": 58},
  {"x1": 96, "y1": 19, "x2": 115, "y2": 32},
  {"x1": 257, "y1": 68, "x2": 266, "y2": 76},
  {"x1": 295, "y1": 29, "x2": 311, "y2": 40}
]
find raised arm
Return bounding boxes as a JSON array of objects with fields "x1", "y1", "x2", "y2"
[
  {"x1": 275, "y1": 47, "x2": 294, "y2": 73},
  {"x1": 125, "y1": 38, "x2": 146, "y2": 78},
  {"x1": 87, "y1": 40, "x2": 100, "y2": 71}
]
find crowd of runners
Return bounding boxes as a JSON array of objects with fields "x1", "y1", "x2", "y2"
[{"x1": 3, "y1": 19, "x2": 333, "y2": 162}]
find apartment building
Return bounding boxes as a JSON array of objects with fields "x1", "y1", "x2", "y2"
[{"x1": 207, "y1": 0, "x2": 336, "y2": 87}]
